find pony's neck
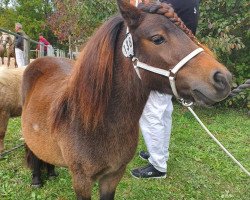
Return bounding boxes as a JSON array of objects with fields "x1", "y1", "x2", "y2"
[{"x1": 107, "y1": 25, "x2": 150, "y2": 124}]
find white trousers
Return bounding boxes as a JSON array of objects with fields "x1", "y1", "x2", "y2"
[
  {"x1": 15, "y1": 48, "x2": 25, "y2": 67},
  {"x1": 140, "y1": 91, "x2": 173, "y2": 172}
]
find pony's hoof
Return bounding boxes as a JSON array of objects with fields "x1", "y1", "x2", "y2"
[
  {"x1": 31, "y1": 183, "x2": 43, "y2": 188},
  {"x1": 31, "y1": 177, "x2": 42, "y2": 188},
  {"x1": 48, "y1": 172, "x2": 59, "y2": 180}
]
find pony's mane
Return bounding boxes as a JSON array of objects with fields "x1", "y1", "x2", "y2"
[
  {"x1": 63, "y1": 15, "x2": 124, "y2": 131},
  {"x1": 54, "y1": 2, "x2": 215, "y2": 132}
]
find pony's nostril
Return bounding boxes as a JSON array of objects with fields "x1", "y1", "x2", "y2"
[{"x1": 213, "y1": 71, "x2": 228, "y2": 90}]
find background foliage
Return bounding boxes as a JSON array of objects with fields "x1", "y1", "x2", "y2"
[
  {"x1": 198, "y1": 0, "x2": 249, "y2": 85},
  {"x1": 0, "y1": 0, "x2": 249, "y2": 107},
  {"x1": 197, "y1": 0, "x2": 249, "y2": 109}
]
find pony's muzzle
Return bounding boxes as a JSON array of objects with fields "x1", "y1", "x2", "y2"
[{"x1": 189, "y1": 69, "x2": 232, "y2": 105}]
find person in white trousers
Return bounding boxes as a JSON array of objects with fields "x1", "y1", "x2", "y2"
[
  {"x1": 131, "y1": 0, "x2": 200, "y2": 178},
  {"x1": 14, "y1": 23, "x2": 25, "y2": 67},
  {"x1": 135, "y1": 92, "x2": 173, "y2": 178}
]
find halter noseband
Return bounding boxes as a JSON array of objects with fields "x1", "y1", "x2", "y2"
[
  {"x1": 122, "y1": 30, "x2": 204, "y2": 101},
  {"x1": 132, "y1": 47, "x2": 204, "y2": 98}
]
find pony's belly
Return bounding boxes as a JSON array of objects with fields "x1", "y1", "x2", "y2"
[{"x1": 22, "y1": 118, "x2": 66, "y2": 167}]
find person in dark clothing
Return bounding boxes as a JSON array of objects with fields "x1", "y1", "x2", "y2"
[
  {"x1": 14, "y1": 22, "x2": 26, "y2": 67},
  {"x1": 131, "y1": 0, "x2": 200, "y2": 179},
  {"x1": 160, "y1": 0, "x2": 200, "y2": 34}
]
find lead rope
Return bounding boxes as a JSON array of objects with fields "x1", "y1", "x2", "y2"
[
  {"x1": 181, "y1": 100, "x2": 250, "y2": 177},
  {"x1": 0, "y1": 143, "x2": 24, "y2": 159}
]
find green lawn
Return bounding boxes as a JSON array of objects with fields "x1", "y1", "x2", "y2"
[{"x1": 0, "y1": 104, "x2": 249, "y2": 200}]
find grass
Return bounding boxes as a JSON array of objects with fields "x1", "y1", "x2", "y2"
[{"x1": 0, "y1": 104, "x2": 249, "y2": 200}]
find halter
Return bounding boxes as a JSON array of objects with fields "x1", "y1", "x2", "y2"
[
  {"x1": 122, "y1": 28, "x2": 204, "y2": 102},
  {"x1": 122, "y1": 1, "x2": 204, "y2": 103},
  {"x1": 133, "y1": 47, "x2": 204, "y2": 97}
]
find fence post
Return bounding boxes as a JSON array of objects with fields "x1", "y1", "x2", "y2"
[
  {"x1": 69, "y1": 35, "x2": 72, "y2": 59},
  {"x1": 47, "y1": 45, "x2": 54, "y2": 56},
  {"x1": 23, "y1": 36, "x2": 30, "y2": 65},
  {"x1": 39, "y1": 43, "x2": 44, "y2": 57},
  {"x1": 56, "y1": 48, "x2": 59, "y2": 57}
]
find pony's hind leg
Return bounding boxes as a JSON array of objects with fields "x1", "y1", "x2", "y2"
[
  {"x1": 25, "y1": 145, "x2": 44, "y2": 187},
  {"x1": 99, "y1": 166, "x2": 126, "y2": 200},
  {"x1": 46, "y1": 163, "x2": 58, "y2": 179}
]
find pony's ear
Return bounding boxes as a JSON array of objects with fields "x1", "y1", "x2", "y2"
[{"x1": 117, "y1": 0, "x2": 142, "y2": 29}]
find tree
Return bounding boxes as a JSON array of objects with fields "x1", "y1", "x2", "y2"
[
  {"x1": 0, "y1": 7, "x2": 17, "y2": 31},
  {"x1": 47, "y1": 0, "x2": 117, "y2": 43},
  {"x1": 0, "y1": 0, "x2": 55, "y2": 48},
  {"x1": 198, "y1": 0, "x2": 249, "y2": 108},
  {"x1": 198, "y1": 0, "x2": 249, "y2": 83}
]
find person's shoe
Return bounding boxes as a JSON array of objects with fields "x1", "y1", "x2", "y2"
[
  {"x1": 139, "y1": 151, "x2": 150, "y2": 160},
  {"x1": 131, "y1": 164, "x2": 166, "y2": 179}
]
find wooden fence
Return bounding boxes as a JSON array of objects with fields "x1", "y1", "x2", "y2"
[{"x1": 0, "y1": 27, "x2": 66, "y2": 65}]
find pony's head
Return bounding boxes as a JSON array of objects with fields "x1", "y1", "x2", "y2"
[
  {"x1": 117, "y1": 1, "x2": 232, "y2": 105},
  {"x1": 0, "y1": 33, "x2": 12, "y2": 46}
]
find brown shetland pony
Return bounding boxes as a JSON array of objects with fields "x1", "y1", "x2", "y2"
[{"x1": 22, "y1": 1, "x2": 232, "y2": 199}]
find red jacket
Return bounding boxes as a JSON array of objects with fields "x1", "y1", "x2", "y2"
[{"x1": 37, "y1": 37, "x2": 50, "y2": 51}]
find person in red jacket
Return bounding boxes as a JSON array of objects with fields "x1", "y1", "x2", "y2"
[{"x1": 36, "y1": 33, "x2": 50, "y2": 56}]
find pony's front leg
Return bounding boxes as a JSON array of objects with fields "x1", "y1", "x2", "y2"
[
  {"x1": 7, "y1": 57, "x2": 10, "y2": 67},
  {"x1": 14, "y1": 59, "x2": 17, "y2": 68},
  {"x1": 71, "y1": 169, "x2": 93, "y2": 200},
  {"x1": 0, "y1": 111, "x2": 10, "y2": 153},
  {"x1": 99, "y1": 166, "x2": 126, "y2": 200}
]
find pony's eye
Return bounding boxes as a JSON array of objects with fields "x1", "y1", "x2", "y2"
[{"x1": 151, "y1": 35, "x2": 165, "y2": 45}]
